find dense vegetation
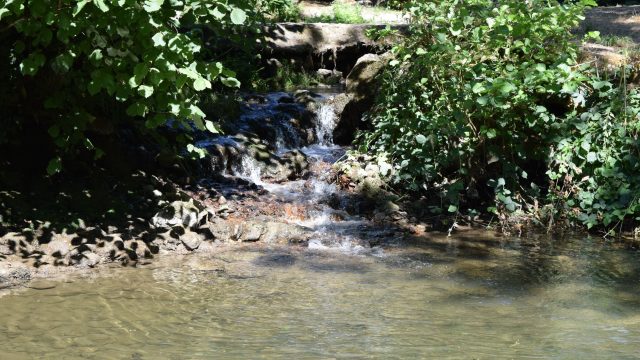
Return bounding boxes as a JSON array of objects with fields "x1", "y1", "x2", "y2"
[
  {"x1": 0, "y1": 0, "x2": 269, "y2": 176},
  {"x1": 362, "y1": 0, "x2": 640, "y2": 233},
  {"x1": 1, "y1": 0, "x2": 639, "y2": 234}
]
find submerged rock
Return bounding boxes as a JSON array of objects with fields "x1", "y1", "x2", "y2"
[
  {"x1": 181, "y1": 230, "x2": 204, "y2": 251},
  {"x1": 205, "y1": 218, "x2": 312, "y2": 244},
  {"x1": 0, "y1": 262, "x2": 31, "y2": 289}
]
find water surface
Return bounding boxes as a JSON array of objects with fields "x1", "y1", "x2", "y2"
[{"x1": 1, "y1": 235, "x2": 639, "y2": 359}]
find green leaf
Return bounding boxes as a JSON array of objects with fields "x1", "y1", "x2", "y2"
[
  {"x1": 498, "y1": 82, "x2": 516, "y2": 95},
  {"x1": 151, "y1": 32, "x2": 166, "y2": 47},
  {"x1": 205, "y1": 120, "x2": 219, "y2": 134},
  {"x1": 221, "y1": 77, "x2": 240, "y2": 88},
  {"x1": 586, "y1": 152, "x2": 597, "y2": 163},
  {"x1": 92, "y1": 0, "x2": 109, "y2": 12},
  {"x1": 416, "y1": 134, "x2": 427, "y2": 144},
  {"x1": 230, "y1": 8, "x2": 247, "y2": 25},
  {"x1": 138, "y1": 85, "x2": 154, "y2": 98},
  {"x1": 51, "y1": 51, "x2": 75, "y2": 73},
  {"x1": 0, "y1": 8, "x2": 10, "y2": 21},
  {"x1": 415, "y1": 48, "x2": 427, "y2": 55},
  {"x1": 486, "y1": 128, "x2": 497, "y2": 139},
  {"x1": 189, "y1": 104, "x2": 206, "y2": 121},
  {"x1": 74, "y1": 0, "x2": 91, "y2": 16},
  {"x1": 20, "y1": 52, "x2": 46, "y2": 76},
  {"x1": 448, "y1": 205, "x2": 458, "y2": 213},
  {"x1": 126, "y1": 102, "x2": 148, "y2": 117},
  {"x1": 48, "y1": 125, "x2": 60, "y2": 138},
  {"x1": 144, "y1": 0, "x2": 164, "y2": 12},
  {"x1": 193, "y1": 77, "x2": 211, "y2": 91},
  {"x1": 47, "y1": 157, "x2": 62, "y2": 175},
  {"x1": 472, "y1": 83, "x2": 485, "y2": 94}
]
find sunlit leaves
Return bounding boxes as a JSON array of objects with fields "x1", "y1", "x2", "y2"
[
  {"x1": 4, "y1": 0, "x2": 251, "y2": 175},
  {"x1": 193, "y1": 77, "x2": 211, "y2": 91},
  {"x1": 230, "y1": 8, "x2": 247, "y2": 24},
  {"x1": 143, "y1": 0, "x2": 164, "y2": 13},
  {"x1": 92, "y1": 0, "x2": 109, "y2": 12},
  {"x1": 363, "y1": 0, "x2": 600, "y2": 220}
]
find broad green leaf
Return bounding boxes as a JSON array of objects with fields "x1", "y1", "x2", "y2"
[
  {"x1": 74, "y1": 0, "x2": 91, "y2": 16},
  {"x1": 189, "y1": 104, "x2": 206, "y2": 120},
  {"x1": 48, "y1": 125, "x2": 60, "y2": 138},
  {"x1": 212, "y1": 7, "x2": 225, "y2": 20},
  {"x1": 92, "y1": 0, "x2": 109, "y2": 12},
  {"x1": 151, "y1": 32, "x2": 166, "y2": 47},
  {"x1": 51, "y1": 51, "x2": 75, "y2": 73},
  {"x1": 586, "y1": 152, "x2": 597, "y2": 163},
  {"x1": 416, "y1": 134, "x2": 427, "y2": 144},
  {"x1": 205, "y1": 120, "x2": 219, "y2": 134},
  {"x1": 126, "y1": 102, "x2": 148, "y2": 117},
  {"x1": 448, "y1": 205, "x2": 458, "y2": 213},
  {"x1": 20, "y1": 52, "x2": 46, "y2": 76},
  {"x1": 230, "y1": 8, "x2": 247, "y2": 25},
  {"x1": 138, "y1": 85, "x2": 154, "y2": 98},
  {"x1": 144, "y1": 0, "x2": 164, "y2": 12},
  {"x1": 193, "y1": 77, "x2": 211, "y2": 91},
  {"x1": 472, "y1": 83, "x2": 485, "y2": 94},
  {"x1": 221, "y1": 77, "x2": 240, "y2": 88},
  {"x1": 47, "y1": 157, "x2": 62, "y2": 175},
  {"x1": 0, "y1": 8, "x2": 10, "y2": 21}
]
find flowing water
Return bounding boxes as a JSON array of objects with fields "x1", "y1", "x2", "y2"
[
  {"x1": 1, "y1": 237, "x2": 639, "y2": 359},
  {"x1": 1, "y1": 91, "x2": 640, "y2": 359}
]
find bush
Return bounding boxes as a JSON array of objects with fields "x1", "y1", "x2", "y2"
[
  {"x1": 548, "y1": 80, "x2": 640, "y2": 231},
  {"x1": 357, "y1": 0, "x2": 640, "y2": 231},
  {"x1": 363, "y1": 0, "x2": 594, "y2": 208},
  {"x1": 0, "y1": 0, "x2": 254, "y2": 174}
]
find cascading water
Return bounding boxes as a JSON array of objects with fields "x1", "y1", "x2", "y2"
[
  {"x1": 218, "y1": 89, "x2": 381, "y2": 254},
  {"x1": 232, "y1": 155, "x2": 264, "y2": 186},
  {"x1": 315, "y1": 103, "x2": 337, "y2": 146}
]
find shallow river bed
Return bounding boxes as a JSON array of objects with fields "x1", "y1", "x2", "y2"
[{"x1": 1, "y1": 234, "x2": 639, "y2": 359}]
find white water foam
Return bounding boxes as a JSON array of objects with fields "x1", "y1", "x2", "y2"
[
  {"x1": 315, "y1": 103, "x2": 337, "y2": 146},
  {"x1": 232, "y1": 155, "x2": 264, "y2": 185}
]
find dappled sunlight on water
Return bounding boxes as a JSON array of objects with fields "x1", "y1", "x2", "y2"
[{"x1": 1, "y1": 235, "x2": 639, "y2": 359}]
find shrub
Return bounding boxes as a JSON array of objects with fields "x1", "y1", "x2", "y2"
[
  {"x1": 548, "y1": 80, "x2": 640, "y2": 231},
  {"x1": 362, "y1": 0, "x2": 594, "y2": 208},
  {"x1": 0, "y1": 0, "x2": 253, "y2": 174},
  {"x1": 362, "y1": 0, "x2": 640, "y2": 231}
]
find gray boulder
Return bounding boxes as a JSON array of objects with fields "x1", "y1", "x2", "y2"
[
  {"x1": 151, "y1": 200, "x2": 209, "y2": 230},
  {"x1": 333, "y1": 52, "x2": 394, "y2": 145}
]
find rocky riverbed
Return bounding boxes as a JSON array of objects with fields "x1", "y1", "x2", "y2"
[{"x1": 0, "y1": 51, "x2": 421, "y2": 289}]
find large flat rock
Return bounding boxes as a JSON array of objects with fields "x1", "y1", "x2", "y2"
[{"x1": 263, "y1": 23, "x2": 408, "y2": 55}]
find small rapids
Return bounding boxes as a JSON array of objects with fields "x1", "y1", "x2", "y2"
[{"x1": 227, "y1": 90, "x2": 381, "y2": 255}]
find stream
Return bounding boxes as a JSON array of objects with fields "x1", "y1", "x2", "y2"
[{"x1": 1, "y1": 90, "x2": 639, "y2": 359}]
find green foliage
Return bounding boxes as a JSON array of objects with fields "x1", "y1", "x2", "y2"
[
  {"x1": 548, "y1": 80, "x2": 640, "y2": 230},
  {"x1": 257, "y1": 0, "x2": 301, "y2": 22},
  {"x1": 0, "y1": 0, "x2": 252, "y2": 172},
  {"x1": 307, "y1": 1, "x2": 366, "y2": 24},
  {"x1": 363, "y1": 0, "x2": 593, "y2": 200},
  {"x1": 252, "y1": 62, "x2": 335, "y2": 91},
  {"x1": 359, "y1": 0, "x2": 640, "y2": 230},
  {"x1": 332, "y1": 1, "x2": 366, "y2": 24}
]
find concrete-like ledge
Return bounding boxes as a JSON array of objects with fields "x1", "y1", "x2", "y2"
[{"x1": 263, "y1": 23, "x2": 408, "y2": 55}]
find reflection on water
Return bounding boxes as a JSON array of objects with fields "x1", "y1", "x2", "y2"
[{"x1": 1, "y1": 234, "x2": 639, "y2": 359}]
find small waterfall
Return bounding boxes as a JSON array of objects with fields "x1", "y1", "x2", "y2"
[
  {"x1": 232, "y1": 154, "x2": 264, "y2": 185},
  {"x1": 315, "y1": 103, "x2": 337, "y2": 146}
]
